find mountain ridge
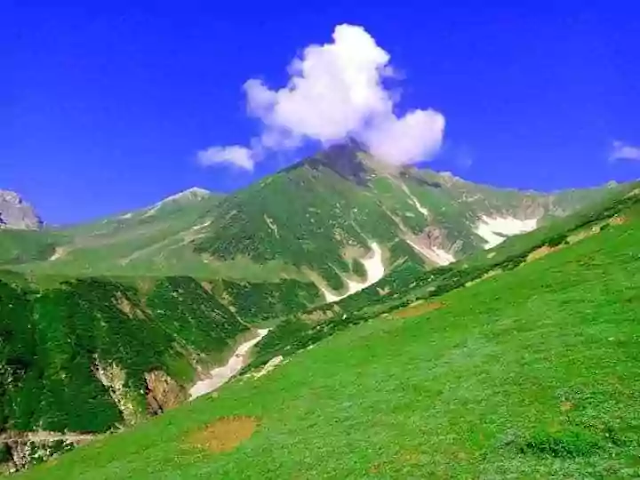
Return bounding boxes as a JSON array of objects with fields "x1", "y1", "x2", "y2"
[{"x1": 0, "y1": 145, "x2": 619, "y2": 296}]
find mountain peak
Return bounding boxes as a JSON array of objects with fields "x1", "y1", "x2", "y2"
[
  {"x1": 307, "y1": 140, "x2": 371, "y2": 186},
  {"x1": 158, "y1": 187, "x2": 212, "y2": 204},
  {"x1": 142, "y1": 187, "x2": 214, "y2": 217},
  {"x1": 0, "y1": 189, "x2": 43, "y2": 230}
]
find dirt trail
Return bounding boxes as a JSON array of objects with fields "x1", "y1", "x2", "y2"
[{"x1": 189, "y1": 329, "x2": 270, "y2": 400}]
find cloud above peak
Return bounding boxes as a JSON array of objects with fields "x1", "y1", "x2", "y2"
[
  {"x1": 197, "y1": 145, "x2": 254, "y2": 170},
  {"x1": 610, "y1": 140, "x2": 640, "y2": 162},
  {"x1": 199, "y1": 24, "x2": 445, "y2": 170}
]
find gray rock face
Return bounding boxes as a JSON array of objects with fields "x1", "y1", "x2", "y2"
[{"x1": 0, "y1": 190, "x2": 43, "y2": 230}]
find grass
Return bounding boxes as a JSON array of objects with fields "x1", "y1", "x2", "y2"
[{"x1": 19, "y1": 202, "x2": 640, "y2": 478}]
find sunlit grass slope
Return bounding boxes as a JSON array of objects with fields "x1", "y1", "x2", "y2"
[{"x1": 21, "y1": 189, "x2": 640, "y2": 479}]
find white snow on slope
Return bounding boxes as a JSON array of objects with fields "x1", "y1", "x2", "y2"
[
  {"x1": 475, "y1": 215, "x2": 538, "y2": 249},
  {"x1": 321, "y1": 242, "x2": 385, "y2": 303},
  {"x1": 405, "y1": 239, "x2": 455, "y2": 266},
  {"x1": 144, "y1": 187, "x2": 211, "y2": 217},
  {"x1": 190, "y1": 220, "x2": 212, "y2": 231},
  {"x1": 48, "y1": 247, "x2": 69, "y2": 261},
  {"x1": 189, "y1": 328, "x2": 269, "y2": 400},
  {"x1": 253, "y1": 355, "x2": 284, "y2": 378},
  {"x1": 400, "y1": 183, "x2": 429, "y2": 217}
]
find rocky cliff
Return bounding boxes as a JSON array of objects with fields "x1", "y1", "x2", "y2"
[{"x1": 0, "y1": 191, "x2": 42, "y2": 230}]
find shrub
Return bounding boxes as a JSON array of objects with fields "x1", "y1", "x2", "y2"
[{"x1": 518, "y1": 428, "x2": 602, "y2": 458}]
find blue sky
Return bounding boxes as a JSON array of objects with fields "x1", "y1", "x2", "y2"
[{"x1": 3, "y1": 2, "x2": 639, "y2": 225}]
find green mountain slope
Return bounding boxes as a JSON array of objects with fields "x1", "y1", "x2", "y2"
[
  {"x1": 247, "y1": 182, "x2": 639, "y2": 368},
  {"x1": 9, "y1": 188, "x2": 227, "y2": 278},
  {"x1": 0, "y1": 273, "x2": 252, "y2": 435},
  {"x1": 193, "y1": 144, "x2": 609, "y2": 296},
  {"x1": 0, "y1": 268, "x2": 324, "y2": 471},
  {"x1": 3, "y1": 146, "x2": 609, "y2": 293},
  {"x1": 0, "y1": 230, "x2": 58, "y2": 266},
  {"x1": 19, "y1": 184, "x2": 640, "y2": 479},
  {"x1": 0, "y1": 186, "x2": 324, "y2": 316}
]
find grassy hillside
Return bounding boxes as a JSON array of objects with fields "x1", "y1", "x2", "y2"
[
  {"x1": 0, "y1": 230, "x2": 58, "y2": 266},
  {"x1": 6, "y1": 189, "x2": 230, "y2": 278},
  {"x1": 0, "y1": 150, "x2": 625, "y2": 473},
  {"x1": 19, "y1": 186, "x2": 640, "y2": 478},
  {"x1": 0, "y1": 265, "x2": 326, "y2": 447},
  {"x1": 0, "y1": 273, "x2": 251, "y2": 436}
]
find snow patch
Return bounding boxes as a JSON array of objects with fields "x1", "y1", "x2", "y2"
[
  {"x1": 253, "y1": 355, "x2": 284, "y2": 378},
  {"x1": 264, "y1": 215, "x2": 279, "y2": 237},
  {"x1": 405, "y1": 239, "x2": 455, "y2": 266},
  {"x1": 432, "y1": 247, "x2": 456, "y2": 265},
  {"x1": 49, "y1": 247, "x2": 69, "y2": 261},
  {"x1": 191, "y1": 220, "x2": 212, "y2": 231},
  {"x1": 189, "y1": 329, "x2": 269, "y2": 400},
  {"x1": 321, "y1": 242, "x2": 385, "y2": 303},
  {"x1": 143, "y1": 187, "x2": 211, "y2": 217},
  {"x1": 475, "y1": 215, "x2": 538, "y2": 249},
  {"x1": 400, "y1": 183, "x2": 429, "y2": 217}
]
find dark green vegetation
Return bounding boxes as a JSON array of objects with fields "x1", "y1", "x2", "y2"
[
  {"x1": 19, "y1": 184, "x2": 640, "y2": 478},
  {"x1": 0, "y1": 274, "x2": 247, "y2": 434}
]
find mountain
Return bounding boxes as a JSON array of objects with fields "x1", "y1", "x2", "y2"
[
  {"x1": 192, "y1": 143, "x2": 609, "y2": 296},
  {"x1": 0, "y1": 146, "x2": 630, "y2": 473},
  {"x1": 0, "y1": 191, "x2": 42, "y2": 230},
  {"x1": 16, "y1": 181, "x2": 640, "y2": 478},
  {"x1": 248, "y1": 181, "x2": 640, "y2": 369},
  {"x1": 2, "y1": 147, "x2": 609, "y2": 291}
]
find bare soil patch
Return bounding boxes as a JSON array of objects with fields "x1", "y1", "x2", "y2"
[
  {"x1": 114, "y1": 293, "x2": 146, "y2": 319},
  {"x1": 609, "y1": 215, "x2": 627, "y2": 226},
  {"x1": 527, "y1": 245, "x2": 561, "y2": 262},
  {"x1": 394, "y1": 301, "x2": 445, "y2": 319},
  {"x1": 200, "y1": 281, "x2": 214, "y2": 293},
  {"x1": 188, "y1": 416, "x2": 258, "y2": 453}
]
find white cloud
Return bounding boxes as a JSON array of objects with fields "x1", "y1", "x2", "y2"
[
  {"x1": 361, "y1": 109, "x2": 445, "y2": 165},
  {"x1": 199, "y1": 24, "x2": 445, "y2": 170},
  {"x1": 197, "y1": 146, "x2": 254, "y2": 170},
  {"x1": 610, "y1": 140, "x2": 640, "y2": 162}
]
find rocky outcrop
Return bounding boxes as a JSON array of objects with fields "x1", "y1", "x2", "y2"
[
  {"x1": 93, "y1": 362, "x2": 143, "y2": 424},
  {"x1": 415, "y1": 226, "x2": 449, "y2": 250},
  {"x1": 145, "y1": 370, "x2": 186, "y2": 415},
  {"x1": 0, "y1": 432, "x2": 92, "y2": 473},
  {"x1": 404, "y1": 226, "x2": 457, "y2": 266},
  {"x1": 0, "y1": 190, "x2": 42, "y2": 230}
]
